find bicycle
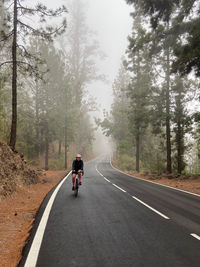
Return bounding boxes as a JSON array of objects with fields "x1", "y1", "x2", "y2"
[{"x1": 74, "y1": 174, "x2": 79, "y2": 197}]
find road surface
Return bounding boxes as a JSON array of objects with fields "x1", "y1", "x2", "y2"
[{"x1": 20, "y1": 155, "x2": 200, "y2": 267}]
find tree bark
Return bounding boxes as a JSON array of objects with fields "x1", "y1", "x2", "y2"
[
  {"x1": 45, "y1": 122, "x2": 49, "y2": 171},
  {"x1": 9, "y1": 0, "x2": 17, "y2": 150},
  {"x1": 64, "y1": 117, "x2": 67, "y2": 169},
  {"x1": 166, "y1": 45, "x2": 172, "y2": 173},
  {"x1": 177, "y1": 116, "x2": 182, "y2": 174},
  {"x1": 136, "y1": 132, "x2": 140, "y2": 172},
  {"x1": 176, "y1": 88, "x2": 183, "y2": 174},
  {"x1": 58, "y1": 140, "x2": 62, "y2": 156},
  {"x1": 35, "y1": 81, "x2": 40, "y2": 157}
]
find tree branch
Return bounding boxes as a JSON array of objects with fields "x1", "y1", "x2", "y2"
[
  {"x1": 0, "y1": 60, "x2": 40, "y2": 69},
  {"x1": 5, "y1": 1, "x2": 14, "y2": 10},
  {"x1": 17, "y1": 20, "x2": 47, "y2": 38},
  {"x1": 0, "y1": 31, "x2": 14, "y2": 43},
  {"x1": 17, "y1": 0, "x2": 67, "y2": 17},
  {"x1": 153, "y1": 66, "x2": 165, "y2": 79},
  {"x1": 17, "y1": 19, "x2": 66, "y2": 39},
  {"x1": 0, "y1": 61, "x2": 13, "y2": 68},
  {"x1": 17, "y1": 44, "x2": 36, "y2": 59}
]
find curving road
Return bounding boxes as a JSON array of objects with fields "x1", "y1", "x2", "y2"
[{"x1": 19, "y1": 155, "x2": 200, "y2": 267}]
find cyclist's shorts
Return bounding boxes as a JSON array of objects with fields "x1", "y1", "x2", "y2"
[{"x1": 72, "y1": 170, "x2": 84, "y2": 175}]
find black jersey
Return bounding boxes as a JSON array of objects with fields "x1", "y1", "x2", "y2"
[{"x1": 72, "y1": 159, "x2": 84, "y2": 171}]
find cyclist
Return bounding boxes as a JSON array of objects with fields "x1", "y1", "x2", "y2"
[{"x1": 72, "y1": 154, "x2": 84, "y2": 191}]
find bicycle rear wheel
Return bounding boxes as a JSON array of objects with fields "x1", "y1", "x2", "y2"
[{"x1": 74, "y1": 178, "x2": 79, "y2": 197}]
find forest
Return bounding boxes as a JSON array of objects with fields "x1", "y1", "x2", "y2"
[
  {"x1": 0, "y1": 0, "x2": 101, "y2": 170},
  {"x1": 98, "y1": 0, "x2": 200, "y2": 174},
  {"x1": 0, "y1": 0, "x2": 200, "y2": 174}
]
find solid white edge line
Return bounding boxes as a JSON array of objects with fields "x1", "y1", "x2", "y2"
[
  {"x1": 191, "y1": 233, "x2": 200, "y2": 241},
  {"x1": 132, "y1": 196, "x2": 170, "y2": 220},
  {"x1": 104, "y1": 177, "x2": 111, "y2": 183},
  {"x1": 113, "y1": 184, "x2": 127, "y2": 193},
  {"x1": 109, "y1": 156, "x2": 200, "y2": 198},
  {"x1": 24, "y1": 171, "x2": 72, "y2": 267}
]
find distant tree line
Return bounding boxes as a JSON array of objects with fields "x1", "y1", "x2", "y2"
[
  {"x1": 0, "y1": 0, "x2": 100, "y2": 169},
  {"x1": 98, "y1": 0, "x2": 200, "y2": 174}
]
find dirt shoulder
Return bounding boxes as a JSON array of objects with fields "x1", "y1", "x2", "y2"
[
  {"x1": 0, "y1": 170, "x2": 68, "y2": 267},
  {"x1": 112, "y1": 161, "x2": 200, "y2": 196}
]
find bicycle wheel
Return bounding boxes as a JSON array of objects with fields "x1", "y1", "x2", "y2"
[{"x1": 74, "y1": 178, "x2": 79, "y2": 197}]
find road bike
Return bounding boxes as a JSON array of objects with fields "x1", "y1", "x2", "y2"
[{"x1": 74, "y1": 174, "x2": 79, "y2": 197}]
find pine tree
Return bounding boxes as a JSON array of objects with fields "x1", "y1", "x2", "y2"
[
  {"x1": 125, "y1": 0, "x2": 200, "y2": 76},
  {"x1": 172, "y1": 77, "x2": 187, "y2": 173},
  {"x1": 125, "y1": 13, "x2": 153, "y2": 172},
  {"x1": 60, "y1": 0, "x2": 104, "y2": 157},
  {"x1": 0, "y1": 0, "x2": 67, "y2": 150}
]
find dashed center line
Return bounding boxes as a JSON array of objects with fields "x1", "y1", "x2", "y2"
[
  {"x1": 96, "y1": 162, "x2": 200, "y2": 242},
  {"x1": 98, "y1": 163, "x2": 200, "y2": 241},
  {"x1": 96, "y1": 164, "x2": 169, "y2": 220},
  {"x1": 132, "y1": 196, "x2": 170, "y2": 220},
  {"x1": 113, "y1": 183, "x2": 127, "y2": 193},
  {"x1": 191, "y1": 233, "x2": 200, "y2": 241},
  {"x1": 95, "y1": 166, "x2": 103, "y2": 176}
]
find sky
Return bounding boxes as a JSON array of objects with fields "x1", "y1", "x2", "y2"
[
  {"x1": 86, "y1": 0, "x2": 133, "y2": 112},
  {"x1": 28, "y1": 0, "x2": 133, "y2": 113}
]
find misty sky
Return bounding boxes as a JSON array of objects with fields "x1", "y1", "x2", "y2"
[
  {"x1": 85, "y1": 0, "x2": 132, "y2": 112},
  {"x1": 68, "y1": 0, "x2": 133, "y2": 113},
  {"x1": 27, "y1": 0, "x2": 133, "y2": 113}
]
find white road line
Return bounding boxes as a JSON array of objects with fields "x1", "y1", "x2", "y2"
[
  {"x1": 95, "y1": 166, "x2": 103, "y2": 176},
  {"x1": 132, "y1": 196, "x2": 170, "y2": 220},
  {"x1": 113, "y1": 184, "x2": 127, "y2": 193},
  {"x1": 96, "y1": 165, "x2": 111, "y2": 183},
  {"x1": 104, "y1": 177, "x2": 111, "y2": 183},
  {"x1": 191, "y1": 233, "x2": 200, "y2": 241},
  {"x1": 24, "y1": 172, "x2": 71, "y2": 267},
  {"x1": 109, "y1": 156, "x2": 200, "y2": 198}
]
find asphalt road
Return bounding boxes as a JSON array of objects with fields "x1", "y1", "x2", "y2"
[{"x1": 21, "y1": 155, "x2": 200, "y2": 267}]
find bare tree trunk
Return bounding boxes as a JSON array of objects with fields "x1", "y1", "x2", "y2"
[
  {"x1": 9, "y1": 0, "x2": 17, "y2": 150},
  {"x1": 64, "y1": 118, "x2": 67, "y2": 169},
  {"x1": 35, "y1": 82, "x2": 40, "y2": 157},
  {"x1": 58, "y1": 140, "x2": 62, "y2": 156},
  {"x1": 64, "y1": 143, "x2": 67, "y2": 169},
  {"x1": 45, "y1": 122, "x2": 49, "y2": 171},
  {"x1": 176, "y1": 89, "x2": 183, "y2": 174},
  {"x1": 177, "y1": 117, "x2": 182, "y2": 174},
  {"x1": 136, "y1": 132, "x2": 140, "y2": 172},
  {"x1": 40, "y1": 128, "x2": 44, "y2": 155},
  {"x1": 166, "y1": 46, "x2": 172, "y2": 173}
]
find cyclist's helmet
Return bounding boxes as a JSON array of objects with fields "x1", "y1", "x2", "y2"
[{"x1": 76, "y1": 154, "x2": 81, "y2": 158}]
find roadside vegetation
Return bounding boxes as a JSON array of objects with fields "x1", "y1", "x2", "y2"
[{"x1": 98, "y1": 0, "x2": 200, "y2": 175}]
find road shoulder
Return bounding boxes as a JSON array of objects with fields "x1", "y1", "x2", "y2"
[
  {"x1": 111, "y1": 160, "x2": 200, "y2": 196},
  {"x1": 0, "y1": 170, "x2": 68, "y2": 267}
]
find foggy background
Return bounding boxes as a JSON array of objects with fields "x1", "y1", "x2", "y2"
[
  {"x1": 85, "y1": 0, "x2": 132, "y2": 112},
  {"x1": 23, "y1": 0, "x2": 133, "y2": 157},
  {"x1": 27, "y1": 0, "x2": 133, "y2": 113},
  {"x1": 1, "y1": 0, "x2": 199, "y2": 172}
]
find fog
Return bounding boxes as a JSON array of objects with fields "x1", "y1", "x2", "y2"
[
  {"x1": 85, "y1": 0, "x2": 132, "y2": 111},
  {"x1": 23, "y1": 0, "x2": 133, "y2": 157},
  {"x1": 28, "y1": 0, "x2": 132, "y2": 112},
  {"x1": 1, "y1": 0, "x2": 199, "y2": 172}
]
